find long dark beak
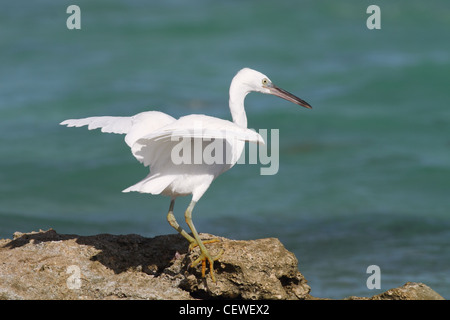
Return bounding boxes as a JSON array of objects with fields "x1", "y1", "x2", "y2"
[{"x1": 269, "y1": 85, "x2": 312, "y2": 109}]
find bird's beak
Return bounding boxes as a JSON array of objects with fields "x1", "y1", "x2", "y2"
[{"x1": 268, "y1": 85, "x2": 312, "y2": 109}]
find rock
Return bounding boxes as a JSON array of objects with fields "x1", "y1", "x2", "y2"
[
  {"x1": 0, "y1": 229, "x2": 193, "y2": 300},
  {"x1": 347, "y1": 282, "x2": 445, "y2": 300},
  {"x1": 0, "y1": 229, "x2": 310, "y2": 300},
  {"x1": 178, "y1": 234, "x2": 310, "y2": 299},
  {"x1": 0, "y1": 229, "x2": 444, "y2": 300}
]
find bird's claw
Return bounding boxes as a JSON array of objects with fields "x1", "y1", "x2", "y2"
[
  {"x1": 190, "y1": 248, "x2": 224, "y2": 283},
  {"x1": 188, "y1": 238, "x2": 223, "y2": 282}
]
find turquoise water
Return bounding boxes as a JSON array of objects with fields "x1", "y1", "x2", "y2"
[{"x1": 1, "y1": 1, "x2": 449, "y2": 299}]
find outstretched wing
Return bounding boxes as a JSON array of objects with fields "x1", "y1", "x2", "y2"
[
  {"x1": 124, "y1": 111, "x2": 176, "y2": 147},
  {"x1": 60, "y1": 116, "x2": 132, "y2": 134},
  {"x1": 60, "y1": 111, "x2": 177, "y2": 147},
  {"x1": 130, "y1": 114, "x2": 265, "y2": 167},
  {"x1": 138, "y1": 114, "x2": 264, "y2": 144}
]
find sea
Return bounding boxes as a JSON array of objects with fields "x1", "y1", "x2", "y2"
[{"x1": 1, "y1": 0, "x2": 449, "y2": 299}]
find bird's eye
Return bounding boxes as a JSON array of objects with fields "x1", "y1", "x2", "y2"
[{"x1": 262, "y1": 78, "x2": 269, "y2": 86}]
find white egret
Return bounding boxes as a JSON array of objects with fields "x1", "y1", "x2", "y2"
[{"x1": 60, "y1": 68, "x2": 311, "y2": 282}]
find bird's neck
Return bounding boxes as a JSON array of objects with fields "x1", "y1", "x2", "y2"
[{"x1": 229, "y1": 82, "x2": 249, "y2": 128}]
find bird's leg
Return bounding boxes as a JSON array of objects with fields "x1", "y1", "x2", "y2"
[
  {"x1": 184, "y1": 201, "x2": 223, "y2": 282},
  {"x1": 167, "y1": 199, "x2": 220, "y2": 249},
  {"x1": 166, "y1": 199, "x2": 196, "y2": 244}
]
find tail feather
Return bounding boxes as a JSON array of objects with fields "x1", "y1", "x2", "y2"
[{"x1": 122, "y1": 174, "x2": 175, "y2": 194}]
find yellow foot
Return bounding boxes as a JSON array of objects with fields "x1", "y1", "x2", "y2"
[{"x1": 190, "y1": 247, "x2": 224, "y2": 282}]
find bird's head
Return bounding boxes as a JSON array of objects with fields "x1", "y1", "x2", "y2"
[{"x1": 233, "y1": 68, "x2": 312, "y2": 109}]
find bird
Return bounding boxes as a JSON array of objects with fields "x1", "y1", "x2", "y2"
[{"x1": 60, "y1": 68, "x2": 312, "y2": 282}]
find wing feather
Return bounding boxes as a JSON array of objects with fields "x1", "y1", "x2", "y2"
[{"x1": 60, "y1": 116, "x2": 132, "y2": 134}]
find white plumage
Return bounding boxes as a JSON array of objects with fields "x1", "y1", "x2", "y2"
[
  {"x1": 60, "y1": 68, "x2": 311, "y2": 281},
  {"x1": 61, "y1": 110, "x2": 263, "y2": 200}
]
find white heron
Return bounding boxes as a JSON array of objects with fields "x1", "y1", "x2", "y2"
[{"x1": 60, "y1": 68, "x2": 311, "y2": 282}]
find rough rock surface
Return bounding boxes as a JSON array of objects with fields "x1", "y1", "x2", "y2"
[
  {"x1": 0, "y1": 229, "x2": 444, "y2": 300},
  {"x1": 347, "y1": 282, "x2": 445, "y2": 300}
]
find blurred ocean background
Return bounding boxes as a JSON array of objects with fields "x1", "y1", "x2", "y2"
[{"x1": 1, "y1": 1, "x2": 449, "y2": 299}]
